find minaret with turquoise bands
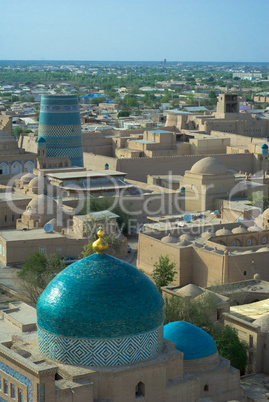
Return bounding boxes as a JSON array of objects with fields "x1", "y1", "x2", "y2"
[{"x1": 38, "y1": 95, "x2": 83, "y2": 167}]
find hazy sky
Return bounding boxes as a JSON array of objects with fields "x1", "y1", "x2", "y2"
[{"x1": 1, "y1": 0, "x2": 268, "y2": 62}]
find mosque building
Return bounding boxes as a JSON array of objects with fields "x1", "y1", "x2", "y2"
[{"x1": 0, "y1": 229, "x2": 243, "y2": 401}]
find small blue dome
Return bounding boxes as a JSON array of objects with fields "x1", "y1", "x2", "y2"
[
  {"x1": 163, "y1": 321, "x2": 217, "y2": 360},
  {"x1": 37, "y1": 136, "x2": 46, "y2": 144},
  {"x1": 37, "y1": 253, "x2": 164, "y2": 339},
  {"x1": 262, "y1": 144, "x2": 268, "y2": 149}
]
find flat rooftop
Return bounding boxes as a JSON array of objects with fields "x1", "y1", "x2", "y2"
[
  {"x1": 0, "y1": 192, "x2": 32, "y2": 202},
  {"x1": 130, "y1": 140, "x2": 155, "y2": 144},
  {"x1": 149, "y1": 174, "x2": 184, "y2": 182},
  {"x1": 166, "y1": 109, "x2": 190, "y2": 115},
  {"x1": 0, "y1": 302, "x2": 36, "y2": 344},
  {"x1": 230, "y1": 298, "x2": 269, "y2": 321},
  {"x1": 62, "y1": 183, "x2": 133, "y2": 192},
  {"x1": 147, "y1": 130, "x2": 173, "y2": 134},
  {"x1": 3, "y1": 302, "x2": 36, "y2": 326},
  {"x1": 240, "y1": 373, "x2": 269, "y2": 402},
  {"x1": 0, "y1": 228, "x2": 64, "y2": 242},
  {"x1": 75, "y1": 210, "x2": 119, "y2": 222},
  {"x1": 0, "y1": 315, "x2": 21, "y2": 343},
  {"x1": 46, "y1": 170, "x2": 126, "y2": 180},
  {"x1": 39, "y1": 167, "x2": 86, "y2": 174}
]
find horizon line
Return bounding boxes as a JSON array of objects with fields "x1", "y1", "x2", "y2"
[{"x1": 0, "y1": 59, "x2": 269, "y2": 64}]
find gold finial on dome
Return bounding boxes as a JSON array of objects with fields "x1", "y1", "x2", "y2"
[{"x1": 92, "y1": 226, "x2": 109, "y2": 253}]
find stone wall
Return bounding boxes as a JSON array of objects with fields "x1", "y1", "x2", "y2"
[
  {"x1": 0, "y1": 115, "x2": 12, "y2": 135},
  {"x1": 223, "y1": 312, "x2": 264, "y2": 374},
  {"x1": 83, "y1": 153, "x2": 118, "y2": 171},
  {"x1": 137, "y1": 229, "x2": 269, "y2": 288},
  {"x1": 114, "y1": 153, "x2": 254, "y2": 182},
  {"x1": 19, "y1": 133, "x2": 38, "y2": 153}
]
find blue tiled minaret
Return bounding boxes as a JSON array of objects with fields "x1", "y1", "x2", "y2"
[{"x1": 38, "y1": 95, "x2": 83, "y2": 167}]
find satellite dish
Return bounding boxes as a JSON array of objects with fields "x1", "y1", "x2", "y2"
[
  {"x1": 183, "y1": 213, "x2": 192, "y2": 223},
  {"x1": 44, "y1": 223, "x2": 54, "y2": 233}
]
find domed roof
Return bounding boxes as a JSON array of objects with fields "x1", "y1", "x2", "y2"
[
  {"x1": 179, "y1": 234, "x2": 194, "y2": 242},
  {"x1": 261, "y1": 143, "x2": 268, "y2": 149},
  {"x1": 215, "y1": 227, "x2": 232, "y2": 236},
  {"x1": 26, "y1": 194, "x2": 59, "y2": 216},
  {"x1": 37, "y1": 253, "x2": 164, "y2": 339},
  {"x1": 175, "y1": 284, "x2": 204, "y2": 298},
  {"x1": 201, "y1": 230, "x2": 215, "y2": 238},
  {"x1": 232, "y1": 226, "x2": 248, "y2": 234},
  {"x1": 253, "y1": 314, "x2": 269, "y2": 334},
  {"x1": 20, "y1": 173, "x2": 37, "y2": 184},
  {"x1": 161, "y1": 233, "x2": 178, "y2": 244},
  {"x1": 248, "y1": 225, "x2": 263, "y2": 232},
  {"x1": 256, "y1": 247, "x2": 268, "y2": 253},
  {"x1": 190, "y1": 157, "x2": 228, "y2": 175},
  {"x1": 263, "y1": 209, "x2": 269, "y2": 218},
  {"x1": 28, "y1": 176, "x2": 49, "y2": 189},
  {"x1": 163, "y1": 321, "x2": 217, "y2": 360},
  {"x1": 176, "y1": 240, "x2": 191, "y2": 247}
]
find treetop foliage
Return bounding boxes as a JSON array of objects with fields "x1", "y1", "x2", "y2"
[
  {"x1": 17, "y1": 252, "x2": 65, "y2": 303},
  {"x1": 153, "y1": 254, "x2": 176, "y2": 292}
]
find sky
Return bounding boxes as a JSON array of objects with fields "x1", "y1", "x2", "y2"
[{"x1": 1, "y1": 0, "x2": 269, "y2": 62}]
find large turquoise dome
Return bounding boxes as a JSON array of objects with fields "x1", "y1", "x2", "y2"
[
  {"x1": 163, "y1": 321, "x2": 217, "y2": 360},
  {"x1": 37, "y1": 253, "x2": 164, "y2": 367}
]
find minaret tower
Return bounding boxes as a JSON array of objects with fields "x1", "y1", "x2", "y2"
[{"x1": 38, "y1": 95, "x2": 83, "y2": 167}]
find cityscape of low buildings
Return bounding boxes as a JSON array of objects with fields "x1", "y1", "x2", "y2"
[{"x1": 0, "y1": 60, "x2": 269, "y2": 401}]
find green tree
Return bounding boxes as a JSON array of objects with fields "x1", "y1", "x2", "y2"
[
  {"x1": 124, "y1": 95, "x2": 139, "y2": 108},
  {"x1": 164, "y1": 292, "x2": 218, "y2": 331},
  {"x1": 248, "y1": 191, "x2": 269, "y2": 212},
  {"x1": 212, "y1": 326, "x2": 248, "y2": 372},
  {"x1": 81, "y1": 233, "x2": 125, "y2": 258},
  {"x1": 208, "y1": 90, "x2": 217, "y2": 99},
  {"x1": 17, "y1": 252, "x2": 65, "y2": 303},
  {"x1": 90, "y1": 96, "x2": 106, "y2": 105},
  {"x1": 186, "y1": 94, "x2": 195, "y2": 104},
  {"x1": 153, "y1": 255, "x2": 176, "y2": 292},
  {"x1": 11, "y1": 95, "x2": 19, "y2": 102},
  {"x1": 117, "y1": 110, "x2": 130, "y2": 118},
  {"x1": 12, "y1": 126, "x2": 23, "y2": 138},
  {"x1": 82, "y1": 196, "x2": 132, "y2": 235}
]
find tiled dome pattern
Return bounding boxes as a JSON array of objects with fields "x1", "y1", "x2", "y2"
[{"x1": 37, "y1": 253, "x2": 164, "y2": 366}]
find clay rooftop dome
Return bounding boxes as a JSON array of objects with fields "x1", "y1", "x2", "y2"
[{"x1": 190, "y1": 157, "x2": 228, "y2": 175}]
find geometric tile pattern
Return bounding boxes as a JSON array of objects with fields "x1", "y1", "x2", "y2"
[
  {"x1": 0, "y1": 360, "x2": 32, "y2": 401},
  {"x1": 40, "y1": 105, "x2": 80, "y2": 113},
  {"x1": 37, "y1": 384, "x2": 45, "y2": 402},
  {"x1": 47, "y1": 146, "x2": 82, "y2": 161},
  {"x1": 38, "y1": 125, "x2": 82, "y2": 137},
  {"x1": 38, "y1": 325, "x2": 163, "y2": 367},
  {"x1": 38, "y1": 95, "x2": 84, "y2": 167}
]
